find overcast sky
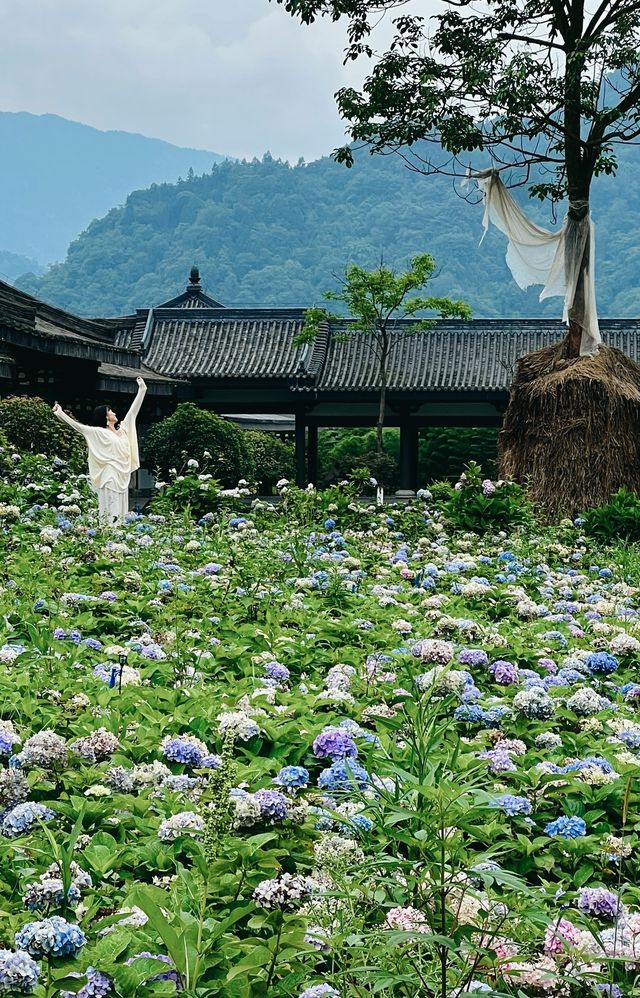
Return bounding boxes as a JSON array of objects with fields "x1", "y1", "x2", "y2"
[{"x1": 0, "y1": 0, "x2": 390, "y2": 161}]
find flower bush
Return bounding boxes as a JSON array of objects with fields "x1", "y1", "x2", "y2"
[{"x1": 0, "y1": 458, "x2": 640, "y2": 995}]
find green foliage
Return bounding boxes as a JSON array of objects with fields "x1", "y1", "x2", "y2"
[
  {"x1": 581, "y1": 487, "x2": 640, "y2": 543},
  {"x1": 440, "y1": 461, "x2": 531, "y2": 533},
  {"x1": 276, "y1": 1, "x2": 640, "y2": 205},
  {"x1": 142, "y1": 403, "x2": 254, "y2": 485},
  {"x1": 317, "y1": 427, "x2": 498, "y2": 489},
  {"x1": 421, "y1": 426, "x2": 498, "y2": 481},
  {"x1": 299, "y1": 257, "x2": 470, "y2": 454},
  {"x1": 21, "y1": 147, "x2": 640, "y2": 321},
  {"x1": 244, "y1": 431, "x2": 294, "y2": 494},
  {"x1": 0, "y1": 395, "x2": 86, "y2": 471}
]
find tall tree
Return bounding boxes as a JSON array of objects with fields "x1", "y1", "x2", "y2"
[
  {"x1": 273, "y1": 0, "x2": 640, "y2": 355},
  {"x1": 297, "y1": 255, "x2": 470, "y2": 454}
]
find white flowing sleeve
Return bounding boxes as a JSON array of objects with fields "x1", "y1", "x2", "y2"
[
  {"x1": 53, "y1": 407, "x2": 94, "y2": 440},
  {"x1": 121, "y1": 382, "x2": 147, "y2": 430}
]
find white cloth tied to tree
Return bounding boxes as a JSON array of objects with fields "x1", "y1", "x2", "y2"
[{"x1": 474, "y1": 170, "x2": 601, "y2": 356}]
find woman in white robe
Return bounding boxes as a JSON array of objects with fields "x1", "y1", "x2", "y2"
[{"x1": 53, "y1": 377, "x2": 147, "y2": 526}]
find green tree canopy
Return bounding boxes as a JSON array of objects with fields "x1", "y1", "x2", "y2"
[
  {"x1": 298, "y1": 254, "x2": 470, "y2": 453},
  {"x1": 274, "y1": 0, "x2": 640, "y2": 353}
]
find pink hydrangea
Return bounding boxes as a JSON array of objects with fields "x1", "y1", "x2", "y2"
[
  {"x1": 384, "y1": 906, "x2": 429, "y2": 933},
  {"x1": 544, "y1": 918, "x2": 581, "y2": 956}
]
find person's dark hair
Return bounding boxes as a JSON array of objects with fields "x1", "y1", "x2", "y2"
[{"x1": 89, "y1": 404, "x2": 119, "y2": 429}]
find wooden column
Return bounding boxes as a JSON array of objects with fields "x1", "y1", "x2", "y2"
[
  {"x1": 295, "y1": 412, "x2": 306, "y2": 487},
  {"x1": 307, "y1": 424, "x2": 318, "y2": 486},
  {"x1": 397, "y1": 420, "x2": 418, "y2": 495}
]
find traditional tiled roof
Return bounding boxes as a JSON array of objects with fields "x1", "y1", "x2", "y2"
[
  {"x1": 6, "y1": 271, "x2": 640, "y2": 399},
  {"x1": 155, "y1": 267, "x2": 225, "y2": 309},
  {"x1": 0, "y1": 280, "x2": 138, "y2": 367},
  {"x1": 142, "y1": 308, "x2": 319, "y2": 381},
  {"x1": 300, "y1": 318, "x2": 640, "y2": 394}
]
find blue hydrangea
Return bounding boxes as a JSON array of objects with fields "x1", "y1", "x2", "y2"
[
  {"x1": 619, "y1": 731, "x2": 640, "y2": 750},
  {"x1": 274, "y1": 766, "x2": 309, "y2": 790},
  {"x1": 338, "y1": 813, "x2": 373, "y2": 835},
  {"x1": 494, "y1": 794, "x2": 533, "y2": 817},
  {"x1": 0, "y1": 730, "x2": 19, "y2": 757},
  {"x1": 482, "y1": 705, "x2": 510, "y2": 728},
  {"x1": 317, "y1": 760, "x2": 370, "y2": 791},
  {"x1": 586, "y1": 652, "x2": 619, "y2": 675},
  {"x1": 161, "y1": 737, "x2": 205, "y2": 767},
  {"x1": 454, "y1": 704, "x2": 485, "y2": 723},
  {"x1": 0, "y1": 949, "x2": 40, "y2": 993},
  {"x1": 15, "y1": 916, "x2": 86, "y2": 958},
  {"x1": 544, "y1": 815, "x2": 587, "y2": 839},
  {"x1": 2, "y1": 802, "x2": 56, "y2": 838}
]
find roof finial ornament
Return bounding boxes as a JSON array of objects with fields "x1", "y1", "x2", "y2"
[{"x1": 189, "y1": 265, "x2": 201, "y2": 287}]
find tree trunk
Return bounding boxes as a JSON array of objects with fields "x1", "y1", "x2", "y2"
[
  {"x1": 376, "y1": 377, "x2": 387, "y2": 454},
  {"x1": 564, "y1": 203, "x2": 591, "y2": 359},
  {"x1": 376, "y1": 333, "x2": 388, "y2": 455}
]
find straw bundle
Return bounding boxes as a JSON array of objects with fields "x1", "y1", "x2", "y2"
[{"x1": 499, "y1": 342, "x2": 640, "y2": 517}]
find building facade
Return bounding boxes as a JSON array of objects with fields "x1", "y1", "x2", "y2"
[{"x1": 4, "y1": 268, "x2": 640, "y2": 491}]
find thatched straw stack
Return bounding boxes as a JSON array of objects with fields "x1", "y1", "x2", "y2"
[{"x1": 499, "y1": 342, "x2": 640, "y2": 517}]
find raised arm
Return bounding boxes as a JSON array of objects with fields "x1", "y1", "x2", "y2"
[
  {"x1": 52, "y1": 403, "x2": 91, "y2": 438},
  {"x1": 122, "y1": 377, "x2": 147, "y2": 429}
]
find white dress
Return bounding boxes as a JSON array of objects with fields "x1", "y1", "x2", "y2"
[{"x1": 54, "y1": 383, "x2": 147, "y2": 526}]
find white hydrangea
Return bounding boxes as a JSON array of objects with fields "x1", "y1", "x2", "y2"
[{"x1": 157, "y1": 811, "x2": 204, "y2": 842}]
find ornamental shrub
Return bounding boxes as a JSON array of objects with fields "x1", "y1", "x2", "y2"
[
  {"x1": 582, "y1": 487, "x2": 640, "y2": 543},
  {"x1": 0, "y1": 395, "x2": 86, "y2": 471},
  {"x1": 142, "y1": 403, "x2": 253, "y2": 485},
  {"x1": 440, "y1": 462, "x2": 530, "y2": 533},
  {"x1": 244, "y1": 431, "x2": 294, "y2": 493}
]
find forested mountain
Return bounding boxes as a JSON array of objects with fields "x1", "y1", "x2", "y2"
[
  {"x1": 0, "y1": 251, "x2": 44, "y2": 283},
  {"x1": 17, "y1": 142, "x2": 640, "y2": 318},
  {"x1": 0, "y1": 112, "x2": 226, "y2": 265}
]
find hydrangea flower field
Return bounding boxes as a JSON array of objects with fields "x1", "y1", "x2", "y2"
[{"x1": 1, "y1": 466, "x2": 640, "y2": 997}]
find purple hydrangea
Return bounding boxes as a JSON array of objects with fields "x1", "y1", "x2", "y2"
[
  {"x1": 490, "y1": 660, "x2": 519, "y2": 685},
  {"x1": 0, "y1": 730, "x2": 20, "y2": 757},
  {"x1": 478, "y1": 749, "x2": 516, "y2": 774},
  {"x1": 125, "y1": 953, "x2": 181, "y2": 990},
  {"x1": 578, "y1": 887, "x2": 622, "y2": 921},
  {"x1": 458, "y1": 649, "x2": 489, "y2": 668},
  {"x1": 264, "y1": 662, "x2": 290, "y2": 683},
  {"x1": 544, "y1": 816, "x2": 587, "y2": 839},
  {"x1": 254, "y1": 789, "x2": 289, "y2": 821},
  {"x1": 313, "y1": 727, "x2": 358, "y2": 761},
  {"x1": 61, "y1": 967, "x2": 112, "y2": 998}
]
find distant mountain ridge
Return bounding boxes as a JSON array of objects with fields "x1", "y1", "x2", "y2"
[
  {"x1": 16, "y1": 142, "x2": 640, "y2": 320},
  {"x1": 0, "y1": 112, "x2": 227, "y2": 264}
]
